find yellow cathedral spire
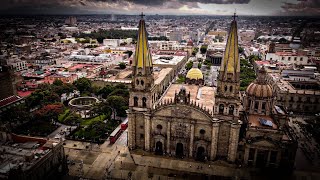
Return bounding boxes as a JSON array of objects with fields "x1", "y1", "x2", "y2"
[
  {"x1": 133, "y1": 12, "x2": 153, "y2": 75},
  {"x1": 219, "y1": 13, "x2": 240, "y2": 81}
]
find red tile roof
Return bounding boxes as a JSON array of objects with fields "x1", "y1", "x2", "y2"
[{"x1": 0, "y1": 95, "x2": 22, "y2": 108}]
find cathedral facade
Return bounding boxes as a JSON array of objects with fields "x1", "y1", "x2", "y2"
[{"x1": 128, "y1": 14, "x2": 297, "y2": 169}]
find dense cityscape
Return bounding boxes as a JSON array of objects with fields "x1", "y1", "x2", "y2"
[{"x1": 0, "y1": 2, "x2": 320, "y2": 180}]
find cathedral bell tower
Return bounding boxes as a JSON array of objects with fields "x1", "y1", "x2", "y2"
[
  {"x1": 130, "y1": 12, "x2": 154, "y2": 110},
  {"x1": 215, "y1": 13, "x2": 241, "y2": 121},
  {"x1": 128, "y1": 13, "x2": 156, "y2": 150}
]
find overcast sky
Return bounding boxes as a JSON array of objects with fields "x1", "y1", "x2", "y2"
[{"x1": 0, "y1": 0, "x2": 319, "y2": 16}]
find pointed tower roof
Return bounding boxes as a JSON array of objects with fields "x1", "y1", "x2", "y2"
[
  {"x1": 219, "y1": 13, "x2": 240, "y2": 81},
  {"x1": 133, "y1": 13, "x2": 153, "y2": 75}
]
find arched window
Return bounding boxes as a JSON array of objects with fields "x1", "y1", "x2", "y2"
[
  {"x1": 262, "y1": 102, "x2": 266, "y2": 112},
  {"x1": 142, "y1": 97, "x2": 147, "y2": 108},
  {"x1": 254, "y1": 101, "x2": 259, "y2": 112},
  {"x1": 224, "y1": 86, "x2": 228, "y2": 92},
  {"x1": 230, "y1": 86, "x2": 233, "y2": 93},
  {"x1": 136, "y1": 79, "x2": 139, "y2": 85},
  {"x1": 200, "y1": 129, "x2": 206, "y2": 135},
  {"x1": 141, "y1": 80, "x2": 144, "y2": 86},
  {"x1": 219, "y1": 104, "x2": 224, "y2": 114},
  {"x1": 229, "y1": 105, "x2": 234, "y2": 115},
  {"x1": 157, "y1": 124, "x2": 162, "y2": 130},
  {"x1": 134, "y1": 97, "x2": 138, "y2": 106}
]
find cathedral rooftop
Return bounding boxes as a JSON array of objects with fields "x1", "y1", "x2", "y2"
[
  {"x1": 161, "y1": 84, "x2": 215, "y2": 113},
  {"x1": 248, "y1": 115, "x2": 278, "y2": 130}
]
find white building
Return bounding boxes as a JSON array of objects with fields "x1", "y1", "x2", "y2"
[
  {"x1": 103, "y1": 39, "x2": 120, "y2": 47},
  {"x1": 8, "y1": 59, "x2": 27, "y2": 72},
  {"x1": 149, "y1": 41, "x2": 184, "y2": 51},
  {"x1": 266, "y1": 52, "x2": 309, "y2": 65}
]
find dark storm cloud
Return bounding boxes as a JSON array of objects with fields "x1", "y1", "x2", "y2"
[
  {"x1": 88, "y1": 0, "x2": 250, "y2": 6},
  {"x1": 0, "y1": 0, "x2": 252, "y2": 14},
  {"x1": 281, "y1": 0, "x2": 320, "y2": 15}
]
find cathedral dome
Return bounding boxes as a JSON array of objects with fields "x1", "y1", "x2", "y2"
[
  {"x1": 246, "y1": 83, "x2": 273, "y2": 98},
  {"x1": 246, "y1": 66, "x2": 273, "y2": 98},
  {"x1": 186, "y1": 68, "x2": 203, "y2": 80}
]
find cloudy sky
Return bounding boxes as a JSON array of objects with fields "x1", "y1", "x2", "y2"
[{"x1": 0, "y1": 0, "x2": 319, "y2": 16}]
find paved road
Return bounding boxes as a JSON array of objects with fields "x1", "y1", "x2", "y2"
[{"x1": 48, "y1": 122, "x2": 77, "y2": 140}]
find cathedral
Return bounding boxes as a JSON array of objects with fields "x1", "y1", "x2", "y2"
[{"x1": 127, "y1": 14, "x2": 297, "y2": 170}]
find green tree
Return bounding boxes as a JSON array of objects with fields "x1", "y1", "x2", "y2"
[
  {"x1": 119, "y1": 62, "x2": 126, "y2": 69},
  {"x1": 64, "y1": 113, "x2": 81, "y2": 125},
  {"x1": 73, "y1": 77, "x2": 92, "y2": 93},
  {"x1": 238, "y1": 46, "x2": 244, "y2": 54},
  {"x1": 53, "y1": 79, "x2": 63, "y2": 86},
  {"x1": 106, "y1": 96, "x2": 126, "y2": 117},
  {"x1": 98, "y1": 85, "x2": 116, "y2": 99},
  {"x1": 200, "y1": 45, "x2": 208, "y2": 54},
  {"x1": 185, "y1": 61, "x2": 193, "y2": 70}
]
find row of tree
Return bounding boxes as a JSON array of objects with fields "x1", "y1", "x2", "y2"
[{"x1": 240, "y1": 58, "x2": 256, "y2": 91}]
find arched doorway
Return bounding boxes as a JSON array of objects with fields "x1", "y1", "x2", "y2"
[
  {"x1": 176, "y1": 143, "x2": 184, "y2": 158},
  {"x1": 196, "y1": 147, "x2": 205, "y2": 161},
  {"x1": 155, "y1": 141, "x2": 163, "y2": 155}
]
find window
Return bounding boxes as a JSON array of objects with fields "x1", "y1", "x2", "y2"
[
  {"x1": 254, "y1": 102, "x2": 259, "y2": 110},
  {"x1": 262, "y1": 102, "x2": 266, "y2": 112},
  {"x1": 270, "y1": 151, "x2": 277, "y2": 164},
  {"x1": 136, "y1": 79, "x2": 139, "y2": 85},
  {"x1": 230, "y1": 86, "x2": 233, "y2": 93},
  {"x1": 141, "y1": 80, "x2": 144, "y2": 86},
  {"x1": 281, "y1": 57, "x2": 284, "y2": 60},
  {"x1": 288, "y1": 57, "x2": 291, "y2": 61},
  {"x1": 200, "y1": 129, "x2": 206, "y2": 135},
  {"x1": 294, "y1": 57, "x2": 297, "y2": 61},
  {"x1": 224, "y1": 86, "x2": 228, "y2": 92},
  {"x1": 300, "y1": 57, "x2": 303, "y2": 61},
  {"x1": 229, "y1": 105, "x2": 234, "y2": 115},
  {"x1": 134, "y1": 97, "x2": 138, "y2": 106},
  {"x1": 140, "y1": 134, "x2": 144, "y2": 139},
  {"x1": 157, "y1": 124, "x2": 162, "y2": 130},
  {"x1": 142, "y1": 97, "x2": 147, "y2": 108},
  {"x1": 219, "y1": 104, "x2": 224, "y2": 114},
  {"x1": 140, "y1": 125, "x2": 144, "y2": 129},
  {"x1": 248, "y1": 148, "x2": 255, "y2": 166}
]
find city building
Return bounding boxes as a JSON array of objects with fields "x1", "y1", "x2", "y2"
[
  {"x1": 0, "y1": 133, "x2": 67, "y2": 180},
  {"x1": 0, "y1": 63, "x2": 17, "y2": 100},
  {"x1": 267, "y1": 72, "x2": 320, "y2": 114},
  {"x1": 127, "y1": 14, "x2": 297, "y2": 174},
  {"x1": 103, "y1": 39, "x2": 120, "y2": 47}
]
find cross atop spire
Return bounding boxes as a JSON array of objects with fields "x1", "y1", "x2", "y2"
[
  {"x1": 140, "y1": 12, "x2": 145, "y2": 19},
  {"x1": 232, "y1": 12, "x2": 238, "y2": 21}
]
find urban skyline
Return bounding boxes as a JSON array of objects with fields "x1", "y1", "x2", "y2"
[{"x1": 0, "y1": 0, "x2": 320, "y2": 16}]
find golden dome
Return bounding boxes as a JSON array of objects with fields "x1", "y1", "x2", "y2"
[
  {"x1": 186, "y1": 68, "x2": 203, "y2": 80},
  {"x1": 246, "y1": 83, "x2": 273, "y2": 98}
]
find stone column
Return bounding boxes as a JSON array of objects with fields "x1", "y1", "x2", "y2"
[
  {"x1": 253, "y1": 149, "x2": 258, "y2": 166},
  {"x1": 210, "y1": 122, "x2": 219, "y2": 160},
  {"x1": 276, "y1": 150, "x2": 281, "y2": 168},
  {"x1": 167, "y1": 121, "x2": 171, "y2": 154},
  {"x1": 243, "y1": 147, "x2": 249, "y2": 165},
  {"x1": 144, "y1": 114, "x2": 151, "y2": 151},
  {"x1": 227, "y1": 123, "x2": 241, "y2": 162},
  {"x1": 128, "y1": 112, "x2": 135, "y2": 149},
  {"x1": 266, "y1": 150, "x2": 271, "y2": 167},
  {"x1": 189, "y1": 123, "x2": 195, "y2": 157}
]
